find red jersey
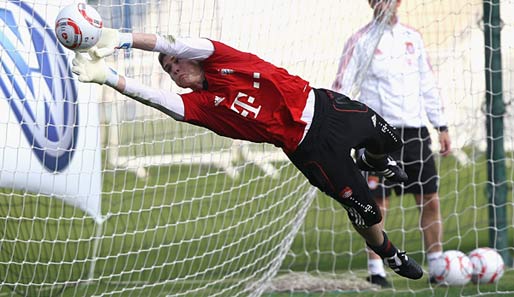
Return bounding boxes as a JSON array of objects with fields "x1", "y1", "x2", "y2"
[{"x1": 181, "y1": 41, "x2": 312, "y2": 153}]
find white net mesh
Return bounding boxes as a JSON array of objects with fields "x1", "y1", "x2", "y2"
[{"x1": 0, "y1": 0, "x2": 513, "y2": 297}]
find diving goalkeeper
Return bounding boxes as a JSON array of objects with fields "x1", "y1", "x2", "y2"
[{"x1": 72, "y1": 29, "x2": 423, "y2": 280}]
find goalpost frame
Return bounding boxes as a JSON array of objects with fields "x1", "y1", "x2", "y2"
[{"x1": 482, "y1": 0, "x2": 512, "y2": 267}]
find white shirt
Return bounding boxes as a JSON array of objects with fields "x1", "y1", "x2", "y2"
[{"x1": 333, "y1": 20, "x2": 447, "y2": 129}]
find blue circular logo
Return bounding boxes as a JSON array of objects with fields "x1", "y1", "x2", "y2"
[{"x1": 0, "y1": 0, "x2": 79, "y2": 172}]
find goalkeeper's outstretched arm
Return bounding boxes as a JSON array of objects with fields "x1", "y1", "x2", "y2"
[
  {"x1": 72, "y1": 28, "x2": 217, "y2": 121},
  {"x1": 91, "y1": 28, "x2": 214, "y2": 61},
  {"x1": 116, "y1": 75, "x2": 185, "y2": 121},
  {"x1": 71, "y1": 52, "x2": 185, "y2": 121}
]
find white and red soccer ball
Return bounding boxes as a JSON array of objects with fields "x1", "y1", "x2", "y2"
[
  {"x1": 432, "y1": 250, "x2": 473, "y2": 285},
  {"x1": 468, "y1": 247, "x2": 505, "y2": 284},
  {"x1": 55, "y1": 3, "x2": 103, "y2": 51}
]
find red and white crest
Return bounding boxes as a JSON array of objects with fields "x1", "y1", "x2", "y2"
[{"x1": 405, "y1": 42, "x2": 415, "y2": 54}]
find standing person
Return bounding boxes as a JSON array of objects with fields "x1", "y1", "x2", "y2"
[
  {"x1": 72, "y1": 28, "x2": 424, "y2": 281},
  {"x1": 332, "y1": 0, "x2": 451, "y2": 287}
]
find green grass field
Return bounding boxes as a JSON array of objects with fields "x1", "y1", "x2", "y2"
[{"x1": 0, "y1": 148, "x2": 512, "y2": 297}]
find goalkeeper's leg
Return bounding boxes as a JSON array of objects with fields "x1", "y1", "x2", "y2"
[
  {"x1": 353, "y1": 108, "x2": 408, "y2": 183},
  {"x1": 354, "y1": 225, "x2": 423, "y2": 280},
  {"x1": 287, "y1": 90, "x2": 421, "y2": 280},
  {"x1": 355, "y1": 149, "x2": 408, "y2": 183},
  {"x1": 337, "y1": 163, "x2": 422, "y2": 280}
]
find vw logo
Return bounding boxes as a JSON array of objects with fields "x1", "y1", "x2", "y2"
[{"x1": 0, "y1": 0, "x2": 79, "y2": 172}]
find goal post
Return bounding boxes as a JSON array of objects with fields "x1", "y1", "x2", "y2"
[
  {"x1": 0, "y1": 0, "x2": 513, "y2": 297},
  {"x1": 482, "y1": 0, "x2": 511, "y2": 266}
]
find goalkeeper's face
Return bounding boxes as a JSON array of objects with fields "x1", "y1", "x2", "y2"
[{"x1": 160, "y1": 54, "x2": 205, "y2": 90}]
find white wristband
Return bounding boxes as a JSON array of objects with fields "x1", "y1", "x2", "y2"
[
  {"x1": 105, "y1": 68, "x2": 120, "y2": 87},
  {"x1": 118, "y1": 32, "x2": 133, "y2": 49}
]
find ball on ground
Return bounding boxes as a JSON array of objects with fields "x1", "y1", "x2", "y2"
[
  {"x1": 432, "y1": 250, "x2": 473, "y2": 286},
  {"x1": 468, "y1": 247, "x2": 505, "y2": 284}
]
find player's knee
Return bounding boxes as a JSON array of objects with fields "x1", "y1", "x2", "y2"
[
  {"x1": 348, "y1": 212, "x2": 382, "y2": 229},
  {"x1": 343, "y1": 203, "x2": 382, "y2": 228},
  {"x1": 365, "y1": 211, "x2": 383, "y2": 227}
]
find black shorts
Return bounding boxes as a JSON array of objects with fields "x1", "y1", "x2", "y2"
[
  {"x1": 287, "y1": 89, "x2": 403, "y2": 228},
  {"x1": 367, "y1": 127, "x2": 439, "y2": 197}
]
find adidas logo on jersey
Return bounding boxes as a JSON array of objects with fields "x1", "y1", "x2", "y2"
[
  {"x1": 220, "y1": 68, "x2": 234, "y2": 75},
  {"x1": 214, "y1": 96, "x2": 225, "y2": 106}
]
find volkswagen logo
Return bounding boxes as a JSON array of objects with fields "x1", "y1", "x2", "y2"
[{"x1": 0, "y1": 0, "x2": 79, "y2": 172}]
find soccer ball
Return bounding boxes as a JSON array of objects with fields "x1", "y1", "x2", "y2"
[
  {"x1": 432, "y1": 250, "x2": 473, "y2": 285},
  {"x1": 468, "y1": 248, "x2": 505, "y2": 284},
  {"x1": 55, "y1": 3, "x2": 103, "y2": 51}
]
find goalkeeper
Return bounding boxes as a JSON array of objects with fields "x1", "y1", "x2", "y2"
[{"x1": 72, "y1": 29, "x2": 423, "y2": 280}]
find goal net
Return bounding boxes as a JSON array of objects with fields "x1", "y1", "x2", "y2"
[{"x1": 0, "y1": 0, "x2": 513, "y2": 297}]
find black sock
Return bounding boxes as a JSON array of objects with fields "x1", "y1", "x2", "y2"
[{"x1": 367, "y1": 231, "x2": 398, "y2": 258}]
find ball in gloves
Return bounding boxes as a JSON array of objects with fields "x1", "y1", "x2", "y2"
[{"x1": 55, "y1": 3, "x2": 103, "y2": 51}]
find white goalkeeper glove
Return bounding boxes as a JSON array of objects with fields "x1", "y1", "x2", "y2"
[
  {"x1": 71, "y1": 51, "x2": 119, "y2": 86},
  {"x1": 90, "y1": 27, "x2": 133, "y2": 58}
]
